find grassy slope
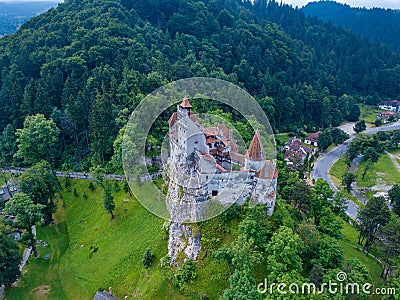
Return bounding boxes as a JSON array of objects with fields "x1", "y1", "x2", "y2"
[
  {"x1": 5, "y1": 179, "x2": 392, "y2": 299},
  {"x1": 5, "y1": 179, "x2": 230, "y2": 300},
  {"x1": 331, "y1": 148, "x2": 400, "y2": 190},
  {"x1": 356, "y1": 153, "x2": 400, "y2": 188},
  {"x1": 359, "y1": 104, "x2": 379, "y2": 125},
  {"x1": 341, "y1": 222, "x2": 384, "y2": 287},
  {"x1": 329, "y1": 156, "x2": 348, "y2": 187}
]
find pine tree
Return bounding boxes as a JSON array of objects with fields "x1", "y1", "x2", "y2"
[
  {"x1": 102, "y1": 182, "x2": 115, "y2": 219},
  {"x1": 0, "y1": 226, "x2": 22, "y2": 287},
  {"x1": 142, "y1": 248, "x2": 155, "y2": 268}
]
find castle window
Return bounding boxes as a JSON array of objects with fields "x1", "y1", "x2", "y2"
[{"x1": 212, "y1": 190, "x2": 218, "y2": 196}]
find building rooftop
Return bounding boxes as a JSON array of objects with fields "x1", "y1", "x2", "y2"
[
  {"x1": 93, "y1": 291, "x2": 120, "y2": 300},
  {"x1": 246, "y1": 130, "x2": 265, "y2": 161},
  {"x1": 180, "y1": 96, "x2": 192, "y2": 109},
  {"x1": 305, "y1": 131, "x2": 321, "y2": 142},
  {"x1": 380, "y1": 100, "x2": 400, "y2": 106}
]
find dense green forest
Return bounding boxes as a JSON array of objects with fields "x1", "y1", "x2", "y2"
[
  {"x1": 0, "y1": 1, "x2": 59, "y2": 36},
  {"x1": 303, "y1": 1, "x2": 400, "y2": 51},
  {"x1": 1, "y1": 0, "x2": 400, "y2": 171}
]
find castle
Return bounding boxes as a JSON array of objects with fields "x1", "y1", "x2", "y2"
[
  {"x1": 166, "y1": 97, "x2": 277, "y2": 219},
  {"x1": 165, "y1": 97, "x2": 278, "y2": 262}
]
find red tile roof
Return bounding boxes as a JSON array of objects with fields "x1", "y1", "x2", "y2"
[
  {"x1": 169, "y1": 111, "x2": 199, "y2": 127},
  {"x1": 256, "y1": 160, "x2": 278, "y2": 179},
  {"x1": 380, "y1": 111, "x2": 397, "y2": 115},
  {"x1": 204, "y1": 127, "x2": 219, "y2": 136},
  {"x1": 231, "y1": 151, "x2": 245, "y2": 163},
  {"x1": 246, "y1": 130, "x2": 265, "y2": 161},
  {"x1": 305, "y1": 131, "x2": 321, "y2": 143},
  {"x1": 284, "y1": 149, "x2": 303, "y2": 160},
  {"x1": 180, "y1": 96, "x2": 192, "y2": 108},
  {"x1": 189, "y1": 112, "x2": 199, "y2": 123},
  {"x1": 206, "y1": 137, "x2": 218, "y2": 143},
  {"x1": 216, "y1": 164, "x2": 228, "y2": 172},
  {"x1": 169, "y1": 112, "x2": 178, "y2": 126}
]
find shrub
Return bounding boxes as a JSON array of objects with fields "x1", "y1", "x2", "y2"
[
  {"x1": 142, "y1": 248, "x2": 155, "y2": 268},
  {"x1": 113, "y1": 181, "x2": 120, "y2": 192},
  {"x1": 374, "y1": 119, "x2": 382, "y2": 127},
  {"x1": 88, "y1": 181, "x2": 95, "y2": 191},
  {"x1": 160, "y1": 255, "x2": 171, "y2": 268},
  {"x1": 65, "y1": 177, "x2": 71, "y2": 189},
  {"x1": 172, "y1": 260, "x2": 197, "y2": 290}
]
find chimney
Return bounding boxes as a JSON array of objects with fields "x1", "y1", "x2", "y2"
[{"x1": 109, "y1": 287, "x2": 112, "y2": 296}]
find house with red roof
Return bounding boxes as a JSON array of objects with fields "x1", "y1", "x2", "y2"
[
  {"x1": 283, "y1": 136, "x2": 315, "y2": 165},
  {"x1": 377, "y1": 111, "x2": 398, "y2": 123},
  {"x1": 304, "y1": 131, "x2": 321, "y2": 147},
  {"x1": 379, "y1": 100, "x2": 400, "y2": 112}
]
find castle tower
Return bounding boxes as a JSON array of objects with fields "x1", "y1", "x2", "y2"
[
  {"x1": 177, "y1": 97, "x2": 192, "y2": 152},
  {"x1": 245, "y1": 130, "x2": 265, "y2": 171}
]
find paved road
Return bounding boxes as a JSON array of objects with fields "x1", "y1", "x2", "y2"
[
  {"x1": 2, "y1": 168, "x2": 163, "y2": 182},
  {"x1": 311, "y1": 120, "x2": 400, "y2": 220}
]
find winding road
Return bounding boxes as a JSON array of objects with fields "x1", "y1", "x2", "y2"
[{"x1": 311, "y1": 120, "x2": 400, "y2": 220}]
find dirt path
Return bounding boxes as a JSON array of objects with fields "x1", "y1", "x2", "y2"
[
  {"x1": 385, "y1": 151, "x2": 400, "y2": 173},
  {"x1": 30, "y1": 285, "x2": 51, "y2": 298}
]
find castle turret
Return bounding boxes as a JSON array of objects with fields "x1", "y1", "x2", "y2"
[
  {"x1": 245, "y1": 130, "x2": 265, "y2": 171},
  {"x1": 178, "y1": 96, "x2": 192, "y2": 120}
]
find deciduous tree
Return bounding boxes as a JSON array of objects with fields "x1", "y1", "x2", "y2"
[
  {"x1": 354, "y1": 120, "x2": 366, "y2": 133},
  {"x1": 18, "y1": 161, "x2": 60, "y2": 224},
  {"x1": 266, "y1": 226, "x2": 303, "y2": 281},
  {"x1": 342, "y1": 172, "x2": 356, "y2": 192},
  {"x1": 14, "y1": 114, "x2": 59, "y2": 166},
  {"x1": 221, "y1": 269, "x2": 260, "y2": 300},
  {"x1": 2, "y1": 193, "x2": 44, "y2": 258}
]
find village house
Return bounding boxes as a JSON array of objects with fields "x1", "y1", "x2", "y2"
[
  {"x1": 283, "y1": 136, "x2": 314, "y2": 165},
  {"x1": 0, "y1": 179, "x2": 18, "y2": 203},
  {"x1": 378, "y1": 100, "x2": 400, "y2": 112},
  {"x1": 377, "y1": 111, "x2": 398, "y2": 123},
  {"x1": 304, "y1": 131, "x2": 321, "y2": 147}
]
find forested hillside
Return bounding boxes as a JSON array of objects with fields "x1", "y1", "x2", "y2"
[
  {"x1": 0, "y1": 1, "x2": 59, "y2": 36},
  {"x1": 1, "y1": 0, "x2": 400, "y2": 171},
  {"x1": 303, "y1": 1, "x2": 400, "y2": 51}
]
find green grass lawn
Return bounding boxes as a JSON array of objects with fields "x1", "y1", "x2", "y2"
[
  {"x1": 329, "y1": 156, "x2": 348, "y2": 188},
  {"x1": 5, "y1": 180, "x2": 230, "y2": 300},
  {"x1": 356, "y1": 154, "x2": 400, "y2": 188},
  {"x1": 360, "y1": 104, "x2": 380, "y2": 125}
]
